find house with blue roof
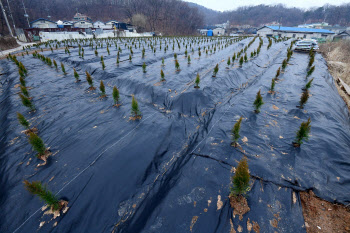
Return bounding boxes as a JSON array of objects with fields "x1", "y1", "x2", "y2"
[
  {"x1": 30, "y1": 18, "x2": 57, "y2": 29},
  {"x1": 257, "y1": 26, "x2": 335, "y2": 40}
]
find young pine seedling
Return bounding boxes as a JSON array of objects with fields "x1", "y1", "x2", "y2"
[
  {"x1": 188, "y1": 55, "x2": 191, "y2": 64},
  {"x1": 102, "y1": 60, "x2": 106, "y2": 70},
  {"x1": 293, "y1": 117, "x2": 311, "y2": 147},
  {"x1": 20, "y1": 76, "x2": 26, "y2": 87},
  {"x1": 160, "y1": 69, "x2": 165, "y2": 81},
  {"x1": 142, "y1": 62, "x2": 147, "y2": 73},
  {"x1": 61, "y1": 62, "x2": 66, "y2": 75},
  {"x1": 244, "y1": 53, "x2": 248, "y2": 62},
  {"x1": 253, "y1": 90, "x2": 264, "y2": 113},
  {"x1": 112, "y1": 86, "x2": 120, "y2": 106},
  {"x1": 227, "y1": 57, "x2": 231, "y2": 67},
  {"x1": 299, "y1": 90, "x2": 309, "y2": 109},
  {"x1": 162, "y1": 57, "x2": 165, "y2": 66},
  {"x1": 17, "y1": 112, "x2": 30, "y2": 130},
  {"x1": 194, "y1": 73, "x2": 200, "y2": 89},
  {"x1": 275, "y1": 67, "x2": 281, "y2": 80},
  {"x1": 20, "y1": 85, "x2": 29, "y2": 97},
  {"x1": 230, "y1": 157, "x2": 250, "y2": 196},
  {"x1": 282, "y1": 59, "x2": 287, "y2": 70},
  {"x1": 85, "y1": 71, "x2": 95, "y2": 90},
  {"x1": 53, "y1": 60, "x2": 58, "y2": 70},
  {"x1": 28, "y1": 132, "x2": 46, "y2": 158},
  {"x1": 73, "y1": 68, "x2": 80, "y2": 82},
  {"x1": 239, "y1": 56, "x2": 244, "y2": 67},
  {"x1": 305, "y1": 78, "x2": 314, "y2": 90},
  {"x1": 307, "y1": 66, "x2": 315, "y2": 77},
  {"x1": 175, "y1": 60, "x2": 180, "y2": 71},
  {"x1": 23, "y1": 180, "x2": 61, "y2": 211},
  {"x1": 212, "y1": 64, "x2": 219, "y2": 77},
  {"x1": 100, "y1": 80, "x2": 106, "y2": 97},
  {"x1": 19, "y1": 94, "x2": 35, "y2": 111},
  {"x1": 270, "y1": 78, "x2": 275, "y2": 93},
  {"x1": 231, "y1": 116, "x2": 243, "y2": 147},
  {"x1": 131, "y1": 95, "x2": 141, "y2": 119}
]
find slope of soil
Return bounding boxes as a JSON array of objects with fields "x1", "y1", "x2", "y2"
[{"x1": 0, "y1": 36, "x2": 19, "y2": 51}]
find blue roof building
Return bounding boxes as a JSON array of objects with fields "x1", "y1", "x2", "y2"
[{"x1": 257, "y1": 25, "x2": 335, "y2": 40}]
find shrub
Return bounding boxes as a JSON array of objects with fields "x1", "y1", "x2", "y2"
[
  {"x1": 23, "y1": 180, "x2": 60, "y2": 211},
  {"x1": 17, "y1": 112, "x2": 30, "y2": 129},
  {"x1": 213, "y1": 64, "x2": 219, "y2": 77},
  {"x1": 227, "y1": 57, "x2": 231, "y2": 66},
  {"x1": 142, "y1": 62, "x2": 147, "y2": 73},
  {"x1": 307, "y1": 66, "x2": 315, "y2": 77},
  {"x1": 100, "y1": 80, "x2": 106, "y2": 96},
  {"x1": 129, "y1": 54, "x2": 132, "y2": 62},
  {"x1": 305, "y1": 78, "x2": 314, "y2": 89},
  {"x1": 116, "y1": 57, "x2": 120, "y2": 65},
  {"x1": 308, "y1": 55, "x2": 314, "y2": 68},
  {"x1": 20, "y1": 76, "x2": 26, "y2": 87},
  {"x1": 195, "y1": 73, "x2": 200, "y2": 88},
  {"x1": 85, "y1": 71, "x2": 94, "y2": 88},
  {"x1": 28, "y1": 132, "x2": 46, "y2": 156},
  {"x1": 230, "y1": 157, "x2": 250, "y2": 196},
  {"x1": 102, "y1": 60, "x2": 106, "y2": 70},
  {"x1": 19, "y1": 69, "x2": 25, "y2": 78},
  {"x1": 244, "y1": 53, "x2": 248, "y2": 62},
  {"x1": 20, "y1": 85, "x2": 29, "y2": 97},
  {"x1": 253, "y1": 90, "x2": 264, "y2": 113},
  {"x1": 231, "y1": 116, "x2": 243, "y2": 146},
  {"x1": 188, "y1": 55, "x2": 191, "y2": 64},
  {"x1": 53, "y1": 60, "x2": 58, "y2": 70},
  {"x1": 112, "y1": 86, "x2": 120, "y2": 105},
  {"x1": 19, "y1": 94, "x2": 35, "y2": 111},
  {"x1": 61, "y1": 62, "x2": 66, "y2": 74},
  {"x1": 239, "y1": 56, "x2": 244, "y2": 67},
  {"x1": 160, "y1": 69, "x2": 165, "y2": 81},
  {"x1": 299, "y1": 90, "x2": 309, "y2": 108},
  {"x1": 95, "y1": 50, "x2": 98, "y2": 56},
  {"x1": 270, "y1": 78, "x2": 275, "y2": 92},
  {"x1": 294, "y1": 117, "x2": 311, "y2": 146},
  {"x1": 232, "y1": 53, "x2": 236, "y2": 61},
  {"x1": 174, "y1": 53, "x2": 177, "y2": 59},
  {"x1": 131, "y1": 95, "x2": 141, "y2": 117}
]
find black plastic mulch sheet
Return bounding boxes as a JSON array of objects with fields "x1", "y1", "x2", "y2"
[{"x1": 0, "y1": 37, "x2": 349, "y2": 233}]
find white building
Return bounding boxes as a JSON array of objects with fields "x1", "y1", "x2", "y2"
[
  {"x1": 106, "y1": 20, "x2": 118, "y2": 28},
  {"x1": 30, "y1": 18, "x2": 57, "y2": 28},
  {"x1": 257, "y1": 26, "x2": 334, "y2": 40},
  {"x1": 213, "y1": 28, "x2": 225, "y2": 36},
  {"x1": 93, "y1": 21, "x2": 106, "y2": 28},
  {"x1": 73, "y1": 20, "x2": 93, "y2": 28}
]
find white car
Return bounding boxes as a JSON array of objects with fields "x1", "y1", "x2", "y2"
[{"x1": 294, "y1": 39, "x2": 319, "y2": 51}]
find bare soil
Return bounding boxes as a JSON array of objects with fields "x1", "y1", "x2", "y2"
[
  {"x1": 300, "y1": 190, "x2": 350, "y2": 233},
  {"x1": 0, "y1": 36, "x2": 19, "y2": 50},
  {"x1": 230, "y1": 195, "x2": 250, "y2": 220}
]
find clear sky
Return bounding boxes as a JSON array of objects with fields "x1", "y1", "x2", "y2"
[{"x1": 186, "y1": 0, "x2": 349, "y2": 11}]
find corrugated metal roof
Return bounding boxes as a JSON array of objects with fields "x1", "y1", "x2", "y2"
[
  {"x1": 30, "y1": 18, "x2": 57, "y2": 25},
  {"x1": 266, "y1": 26, "x2": 335, "y2": 34}
]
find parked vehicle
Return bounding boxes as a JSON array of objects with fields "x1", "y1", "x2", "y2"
[{"x1": 294, "y1": 39, "x2": 319, "y2": 51}]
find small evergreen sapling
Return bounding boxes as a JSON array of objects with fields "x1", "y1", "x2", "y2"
[
  {"x1": 17, "y1": 112, "x2": 30, "y2": 129},
  {"x1": 112, "y1": 86, "x2": 120, "y2": 106},
  {"x1": 299, "y1": 90, "x2": 309, "y2": 109},
  {"x1": 19, "y1": 94, "x2": 35, "y2": 111},
  {"x1": 53, "y1": 60, "x2": 58, "y2": 70},
  {"x1": 293, "y1": 117, "x2": 311, "y2": 147},
  {"x1": 231, "y1": 116, "x2": 243, "y2": 147},
  {"x1": 282, "y1": 59, "x2": 287, "y2": 70},
  {"x1": 230, "y1": 157, "x2": 250, "y2": 196},
  {"x1": 253, "y1": 90, "x2": 264, "y2": 113},
  {"x1": 20, "y1": 85, "x2": 29, "y2": 97},
  {"x1": 307, "y1": 66, "x2": 315, "y2": 77},
  {"x1": 270, "y1": 78, "x2": 275, "y2": 93},
  {"x1": 142, "y1": 62, "x2": 147, "y2": 73},
  {"x1": 194, "y1": 73, "x2": 200, "y2": 89},
  {"x1": 20, "y1": 76, "x2": 26, "y2": 87},
  {"x1": 212, "y1": 64, "x2": 219, "y2": 77},
  {"x1": 239, "y1": 56, "x2": 244, "y2": 67},
  {"x1": 61, "y1": 62, "x2": 66, "y2": 74},
  {"x1": 23, "y1": 180, "x2": 61, "y2": 211},
  {"x1": 131, "y1": 95, "x2": 141, "y2": 119},
  {"x1": 160, "y1": 69, "x2": 165, "y2": 81},
  {"x1": 100, "y1": 80, "x2": 106, "y2": 97},
  {"x1": 188, "y1": 55, "x2": 191, "y2": 64},
  {"x1": 73, "y1": 68, "x2": 80, "y2": 82},
  {"x1": 28, "y1": 132, "x2": 46, "y2": 157},
  {"x1": 227, "y1": 57, "x2": 231, "y2": 67},
  {"x1": 275, "y1": 67, "x2": 281, "y2": 80},
  {"x1": 175, "y1": 59, "x2": 180, "y2": 71},
  {"x1": 85, "y1": 71, "x2": 95, "y2": 89},
  {"x1": 305, "y1": 78, "x2": 314, "y2": 90}
]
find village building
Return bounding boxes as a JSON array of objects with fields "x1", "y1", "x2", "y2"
[
  {"x1": 106, "y1": 20, "x2": 119, "y2": 28},
  {"x1": 93, "y1": 21, "x2": 106, "y2": 28},
  {"x1": 30, "y1": 18, "x2": 57, "y2": 28},
  {"x1": 73, "y1": 12, "x2": 92, "y2": 22},
  {"x1": 73, "y1": 20, "x2": 93, "y2": 28},
  {"x1": 257, "y1": 26, "x2": 334, "y2": 40},
  {"x1": 333, "y1": 31, "x2": 350, "y2": 41}
]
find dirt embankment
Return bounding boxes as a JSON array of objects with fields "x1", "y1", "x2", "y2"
[
  {"x1": 319, "y1": 41, "x2": 350, "y2": 111},
  {"x1": 0, "y1": 36, "x2": 19, "y2": 51}
]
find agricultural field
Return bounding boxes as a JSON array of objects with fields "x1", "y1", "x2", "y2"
[{"x1": 0, "y1": 36, "x2": 349, "y2": 233}]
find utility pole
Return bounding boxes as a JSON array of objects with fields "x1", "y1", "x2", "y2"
[
  {"x1": 6, "y1": 0, "x2": 16, "y2": 31},
  {"x1": 22, "y1": 0, "x2": 30, "y2": 28},
  {"x1": 0, "y1": 0, "x2": 13, "y2": 36}
]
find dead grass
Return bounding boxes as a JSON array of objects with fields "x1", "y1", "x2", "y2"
[
  {"x1": 319, "y1": 41, "x2": 350, "y2": 111},
  {"x1": 0, "y1": 36, "x2": 19, "y2": 50}
]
